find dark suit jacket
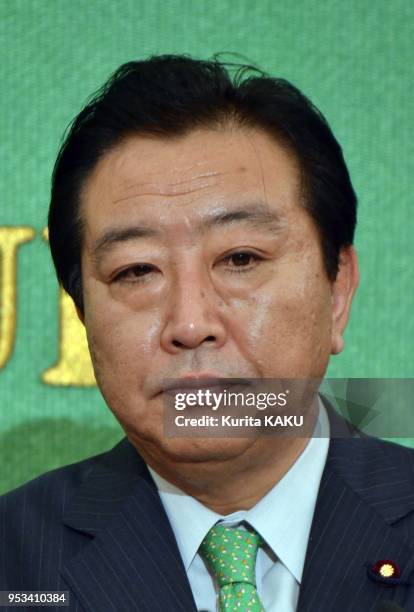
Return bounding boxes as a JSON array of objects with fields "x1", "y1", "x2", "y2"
[{"x1": 1, "y1": 406, "x2": 414, "y2": 612}]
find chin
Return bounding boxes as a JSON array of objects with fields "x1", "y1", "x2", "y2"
[{"x1": 129, "y1": 428, "x2": 256, "y2": 465}]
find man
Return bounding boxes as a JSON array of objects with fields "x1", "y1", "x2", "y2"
[{"x1": 1, "y1": 55, "x2": 413, "y2": 612}]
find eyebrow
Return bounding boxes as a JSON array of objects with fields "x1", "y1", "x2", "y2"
[{"x1": 91, "y1": 203, "x2": 282, "y2": 263}]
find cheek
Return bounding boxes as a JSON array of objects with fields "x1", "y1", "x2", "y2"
[
  {"x1": 230, "y1": 267, "x2": 333, "y2": 376},
  {"x1": 83, "y1": 284, "x2": 162, "y2": 391}
]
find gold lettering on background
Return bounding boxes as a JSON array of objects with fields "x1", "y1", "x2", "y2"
[
  {"x1": 0, "y1": 227, "x2": 35, "y2": 369},
  {"x1": 41, "y1": 289, "x2": 96, "y2": 386},
  {"x1": 41, "y1": 228, "x2": 96, "y2": 386}
]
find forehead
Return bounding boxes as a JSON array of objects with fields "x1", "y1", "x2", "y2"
[{"x1": 80, "y1": 127, "x2": 302, "y2": 233}]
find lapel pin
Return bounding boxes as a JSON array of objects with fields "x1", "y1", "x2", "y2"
[
  {"x1": 373, "y1": 560, "x2": 401, "y2": 580},
  {"x1": 367, "y1": 559, "x2": 404, "y2": 586}
]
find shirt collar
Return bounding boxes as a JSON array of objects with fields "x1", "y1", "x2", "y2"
[
  {"x1": 147, "y1": 466, "x2": 220, "y2": 571},
  {"x1": 148, "y1": 397, "x2": 330, "y2": 581}
]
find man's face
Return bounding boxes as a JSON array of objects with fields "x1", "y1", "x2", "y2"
[{"x1": 79, "y1": 127, "x2": 355, "y2": 463}]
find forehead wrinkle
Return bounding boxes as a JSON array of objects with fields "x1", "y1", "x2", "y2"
[
  {"x1": 112, "y1": 182, "x2": 220, "y2": 204},
  {"x1": 112, "y1": 170, "x2": 226, "y2": 204},
  {"x1": 122, "y1": 170, "x2": 223, "y2": 186}
]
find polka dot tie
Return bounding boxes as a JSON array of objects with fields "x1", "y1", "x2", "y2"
[{"x1": 199, "y1": 523, "x2": 265, "y2": 611}]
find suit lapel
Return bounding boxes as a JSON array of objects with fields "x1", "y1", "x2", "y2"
[
  {"x1": 297, "y1": 409, "x2": 414, "y2": 611},
  {"x1": 60, "y1": 439, "x2": 197, "y2": 612}
]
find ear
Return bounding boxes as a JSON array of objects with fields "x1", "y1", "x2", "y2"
[
  {"x1": 330, "y1": 245, "x2": 359, "y2": 355},
  {"x1": 75, "y1": 305, "x2": 85, "y2": 326}
]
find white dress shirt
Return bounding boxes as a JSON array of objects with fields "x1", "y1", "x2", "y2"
[{"x1": 148, "y1": 399, "x2": 330, "y2": 611}]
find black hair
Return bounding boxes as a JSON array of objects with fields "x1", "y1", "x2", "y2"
[{"x1": 48, "y1": 54, "x2": 357, "y2": 311}]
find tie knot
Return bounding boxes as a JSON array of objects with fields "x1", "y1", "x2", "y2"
[{"x1": 200, "y1": 524, "x2": 263, "y2": 588}]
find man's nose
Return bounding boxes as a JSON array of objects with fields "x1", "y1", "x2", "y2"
[{"x1": 160, "y1": 266, "x2": 227, "y2": 353}]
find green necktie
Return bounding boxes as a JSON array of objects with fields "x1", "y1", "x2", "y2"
[{"x1": 200, "y1": 523, "x2": 265, "y2": 611}]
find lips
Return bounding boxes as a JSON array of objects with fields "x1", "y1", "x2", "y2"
[
  {"x1": 161, "y1": 375, "x2": 250, "y2": 395},
  {"x1": 162, "y1": 377, "x2": 226, "y2": 394}
]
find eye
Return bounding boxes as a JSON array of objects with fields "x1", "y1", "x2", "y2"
[
  {"x1": 221, "y1": 251, "x2": 263, "y2": 273},
  {"x1": 113, "y1": 264, "x2": 155, "y2": 283}
]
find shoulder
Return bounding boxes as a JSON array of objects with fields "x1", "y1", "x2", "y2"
[
  {"x1": 331, "y1": 434, "x2": 414, "y2": 466},
  {"x1": 0, "y1": 437, "x2": 147, "y2": 589},
  {"x1": 325, "y1": 399, "x2": 414, "y2": 478},
  {"x1": 327, "y1": 435, "x2": 414, "y2": 523},
  {"x1": 0, "y1": 436, "x2": 144, "y2": 524},
  {"x1": 0, "y1": 444, "x2": 119, "y2": 527}
]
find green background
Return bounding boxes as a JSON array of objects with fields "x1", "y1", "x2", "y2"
[{"x1": 0, "y1": 0, "x2": 413, "y2": 494}]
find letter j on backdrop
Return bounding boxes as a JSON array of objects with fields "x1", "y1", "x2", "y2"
[{"x1": 0, "y1": 226, "x2": 95, "y2": 386}]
